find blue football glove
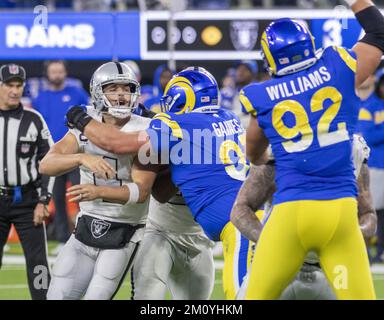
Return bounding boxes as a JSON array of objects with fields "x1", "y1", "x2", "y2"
[{"x1": 65, "y1": 105, "x2": 92, "y2": 132}]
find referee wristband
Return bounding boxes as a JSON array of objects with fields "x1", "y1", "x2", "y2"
[{"x1": 125, "y1": 183, "x2": 140, "y2": 204}]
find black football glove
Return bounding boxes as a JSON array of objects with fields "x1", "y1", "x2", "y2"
[{"x1": 65, "y1": 105, "x2": 92, "y2": 132}]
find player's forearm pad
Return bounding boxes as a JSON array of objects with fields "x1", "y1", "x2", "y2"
[
  {"x1": 66, "y1": 106, "x2": 93, "y2": 132},
  {"x1": 357, "y1": 6, "x2": 384, "y2": 52}
]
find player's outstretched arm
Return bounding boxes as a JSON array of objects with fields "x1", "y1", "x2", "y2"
[
  {"x1": 66, "y1": 106, "x2": 149, "y2": 155},
  {"x1": 357, "y1": 163, "x2": 378, "y2": 239},
  {"x1": 349, "y1": 1, "x2": 384, "y2": 88},
  {"x1": 84, "y1": 120, "x2": 149, "y2": 155},
  {"x1": 246, "y1": 116, "x2": 270, "y2": 165},
  {"x1": 230, "y1": 164, "x2": 275, "y2": 243}
]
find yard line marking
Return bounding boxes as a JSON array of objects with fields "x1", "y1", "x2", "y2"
[
  {"x1": 3, "y1": 254, "x2": 384, "y2": 274},
  {"x1": 0, "y1": 284, "x2": 28, "y2": 289}
]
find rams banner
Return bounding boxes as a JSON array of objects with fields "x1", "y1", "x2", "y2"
[
  {"x1": 0, "y1": 12, "x2": 140, "y2": 60},
  {"x1": 0, "y1": 10, "x2": 367, "y2": 60}
]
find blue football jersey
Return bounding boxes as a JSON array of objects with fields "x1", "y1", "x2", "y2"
[
  {"x1": 147, "y1": 108, "x2": 249, "y2": 240},
  {"x1": 240, "y1": 46, "x2": 360, "y2": 204}
]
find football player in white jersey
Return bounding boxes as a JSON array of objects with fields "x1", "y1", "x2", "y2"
[
  {"x1": 132, "y1": 189, "x2": 215, "y2": 300},
  {"x1": 130, "y1": 108, "x2": 215, "y2": 300},
  {"x1": 39, "y1": 62, "x2": 156, "y2": 300},
  {"x1": 232, "y1": 135, "x2": 377, "y2": 300}
]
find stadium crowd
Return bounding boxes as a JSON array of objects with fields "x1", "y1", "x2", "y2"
[{"x1": 1, "y1": 0, "x2": 381, "y2": 10}]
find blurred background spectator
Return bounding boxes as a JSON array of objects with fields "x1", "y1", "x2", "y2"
[
  {"x1": 31, "y1": 60, "x2": 89, "y2": 254},
  {"x1": 358, "y1": 69, "x2": 384, "y2": 264},
  {"x1": 143, "y1": 65, "x2": 174, "y2": 112},
  {"x1": 220, "y1": 60, "x2": 259, "y2": 128},
  {"x1": 4, "y1": 0, "x2": 384, "y2": 10}
]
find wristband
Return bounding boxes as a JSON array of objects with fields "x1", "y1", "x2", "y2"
[{"x1": 125, "y1": 183, "x2": 140, "y2": 204}]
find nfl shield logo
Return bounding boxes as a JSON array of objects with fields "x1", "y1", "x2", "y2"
[
  {"x1": 230, "y1": 21, "x2": 259, "y2": 51},
  {"x1": 21, "y1": 143, "x2": 30, "y2": 154},
  {"x1": 91, "y1": 219, "x2": 111, "y2": 238},
  {"x1": 9, "y1": 65, "x2": 19, "y2": 75}
]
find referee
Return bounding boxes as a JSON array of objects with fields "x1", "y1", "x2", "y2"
[{"x1": 0, "y1": 64, "x2": 54, "y2": 300}]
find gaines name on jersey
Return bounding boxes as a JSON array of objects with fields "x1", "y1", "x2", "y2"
[
  {"x1": 143, "y1": 114, "x2": 245, "y2": 166},
  {"x1": 212, "y1": 118, "x2": 243, "y2": 137}
]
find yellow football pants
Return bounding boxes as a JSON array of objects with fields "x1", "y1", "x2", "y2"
[
  {"x1": 245, "y1": 198, "x2": 376, "y2": 300},
  {"x1": 221, "y1": 222, "x2": 254, "y2": 300}
]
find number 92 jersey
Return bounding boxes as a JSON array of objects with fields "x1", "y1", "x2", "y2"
[
  {"x1": 240, "y1": 46, "x2": 360, "y2": 205},
  {"x1": 146, "y1": 108, "x2": 249, "y2": 240}
]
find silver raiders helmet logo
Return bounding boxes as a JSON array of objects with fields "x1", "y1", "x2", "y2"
[{"x1": 230, "y1": 20, "x2": 259, "y2": 51}]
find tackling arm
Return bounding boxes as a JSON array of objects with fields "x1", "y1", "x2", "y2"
[
  {"x1": 65, "y1": 106, "x2": 149, "y2": 155},
  {"x1": 357, "y1": 163, "x2": 377, "y2": 239},
  {"x1": 230, "y1": 164, "x2": 276, "y2": 243},
  {"x1": 246, "y1": 116, "x2": 270, "y2": 165},
  {"x1": 83, "y1": 120, "x2": 149, "y2": 155}
]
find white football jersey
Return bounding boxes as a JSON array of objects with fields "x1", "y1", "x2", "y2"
[
  {"x1": 70, "y1": 106, "x2": 151, "y2": 224},
  {"x1": 148, "y1": 193, "x2": 206, "y2": 235}
]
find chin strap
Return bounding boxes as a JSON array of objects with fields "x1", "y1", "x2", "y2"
[
  {"x1": 192, "y1": 105, "x2": 220, "y2": 114},
  {"x1": 276, "y1": 58, "x2": 318, "y2": 77}
]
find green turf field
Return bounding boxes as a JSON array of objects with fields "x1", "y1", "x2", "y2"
[{"x1": 0, "y1": 242, "x2": 383, "y2": 300}]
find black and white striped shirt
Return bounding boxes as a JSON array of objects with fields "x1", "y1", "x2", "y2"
[{"x1": 0, "y1": 103, "x2": 54, "y2": 197}]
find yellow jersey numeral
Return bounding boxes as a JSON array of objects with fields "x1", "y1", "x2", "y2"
[{"x1": 272, "y1": 86, "x2": 348, "y2": 153}]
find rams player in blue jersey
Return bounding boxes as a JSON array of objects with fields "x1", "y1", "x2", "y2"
[
  {"x1": 65, "y1": 67, "x2": 253, "y2": 299},
  {"x1": 240, "y1": 0, "x2": 384, "y2": 300}
]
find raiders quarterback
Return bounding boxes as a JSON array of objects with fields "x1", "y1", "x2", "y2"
[
  {"x1": 39, "y1": 62, "x2": 155, "y2": 300},
  {"x1": 232, "y1": 134, "x2": 377, "y2": 300}
]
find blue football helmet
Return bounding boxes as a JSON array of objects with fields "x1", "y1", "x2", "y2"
[
  {"x1": 261, "y1": 18, "x2": 317, "y2": 77},
  {"x1": 160, "y1": 66, "x2": 219, "y2": 114}
]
